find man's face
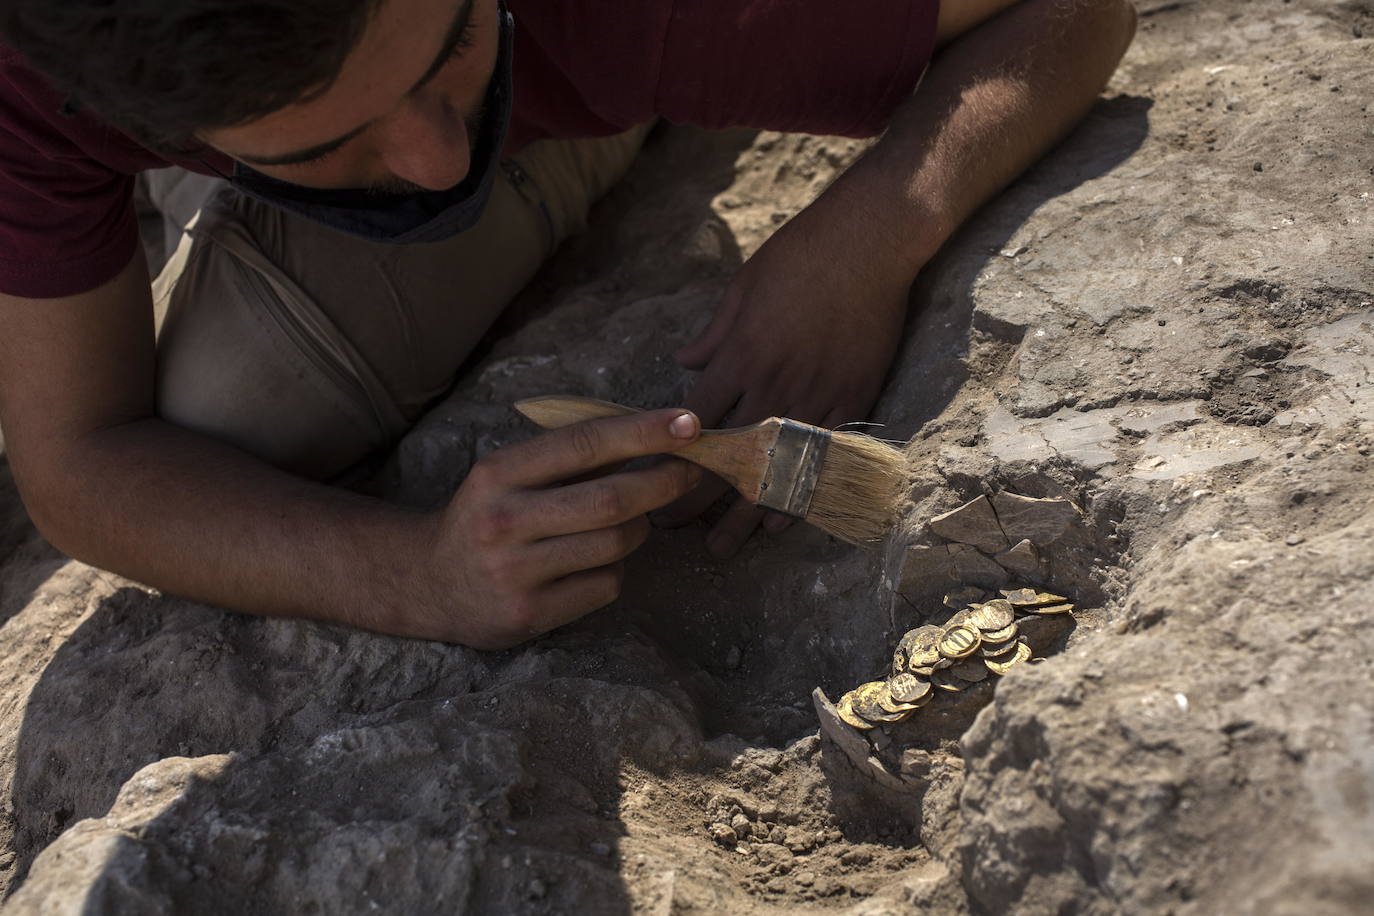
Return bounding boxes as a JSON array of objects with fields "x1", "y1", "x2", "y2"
[{"x1": 201, "y1": 0, "x2": 499, "y2": 192}]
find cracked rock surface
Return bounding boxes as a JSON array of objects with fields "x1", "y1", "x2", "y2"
[{"x1": 2, "y1": 1, "x2": 1372, "y2": 912}]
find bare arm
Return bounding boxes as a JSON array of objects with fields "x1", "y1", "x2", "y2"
[
  {"x1": 669, "y1": 0, "x2": 1138, "y2": 555},
  {"x1": 0, "y1": 255, "x2": 700, "y2": 648}
]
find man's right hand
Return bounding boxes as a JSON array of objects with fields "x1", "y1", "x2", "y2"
[
  {"x1": 401, "y1": 408, "x2": 702, "y2": 649},
  {"x1": 1, "y1": 255, "x2": 701, "y2": 651}
]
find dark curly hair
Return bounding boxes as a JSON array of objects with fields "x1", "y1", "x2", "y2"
[{"x1": 0, "y1": 0, "x2": 385, "y2": 153}]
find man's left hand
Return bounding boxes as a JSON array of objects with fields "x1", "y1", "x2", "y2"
[{"x1": 660, "y1": 191, "x2": 916, "y2": 557}]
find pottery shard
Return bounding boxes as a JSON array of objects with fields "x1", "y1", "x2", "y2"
[
  {"x1": 989, "y1": 493, "x2": 1080, "y2": 546},
  {"x1": 897, "y1": 545, "x2": 954, "y2": 597},
  {"x1": 1015, "y1": 613, "x2": 1075, "y2": 654},
  {"x1": 812, "y1": 688, "x2": 872, "y2": 767},
  {"x1": 928, "y1": 495, "x2": 1012, "y2": 555},
  {"x1": 947, "y1": 543, "x2": 1011, "y2": 589},
  {"x1": 994, "y1": 539, "x2": 1041, "y2": 577},
  {"x1": 898, "y1": 544, "x2": 1010, "y2": 597}
]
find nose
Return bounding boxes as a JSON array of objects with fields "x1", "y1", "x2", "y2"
[{"x1": 376, "y1": 94, "x2": 472, "y2": 190}]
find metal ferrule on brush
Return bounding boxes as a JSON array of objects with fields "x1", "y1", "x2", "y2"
[{"x1": 757, "y1": 419, "x2": 832, "y2": 517}]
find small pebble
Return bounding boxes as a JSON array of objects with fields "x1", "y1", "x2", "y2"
[
  {"x1": 840, "y1": 848, "x2": 873, "y2": 866},
  {"x1": 709, "y1": 823, "x2": 738, "y2": 846},
  {"x1": 731, "y1": 813, "x2": 752, "y2": 834},
  {"x1": 1252, "y1": 161, "x2": 1263, "y2": 172},
  {"x1": 785, "y1": 827, "x2": 815, "y2": 853}
]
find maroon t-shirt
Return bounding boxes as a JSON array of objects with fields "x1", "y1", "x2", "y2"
[{"x1": 0, "y1": 0, "x2": 939, "y2": 299}]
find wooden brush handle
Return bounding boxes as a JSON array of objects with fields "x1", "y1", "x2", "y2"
[{"x1": 512, "y1": 395, "x2": 777, "y2": 501}]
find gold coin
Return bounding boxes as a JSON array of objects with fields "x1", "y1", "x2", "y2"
[
  {"x1": 888, "y1": 673, "x2": 933, "y2": 705},
  {"x1": 836, "y1": 692, "x2": 876, "y2": 730},
  {"x1": 951, "y1": 659, "x2": 989, "y2": 683},
  {"x1": 932, "y1": 669, "x2": 965, "y2": 692},
  {"x1": 985, "y1": 641, "x2": 1033, "y2": 675},
  {"x1": 981, "y1": 621, "x2": 1018, "y2": 644},
  {"x1": 938, "y1": 624, "x2": 982, "y2": 660},
  {"x1": 874, "y1": 678, "x2": 922, "y2": 714},
  {"x1": 946, "y1": 607, "x2": 975, "y2": 629},
  {"x1": 1001, "y1": 588, "x2": 1068, "y2": 608},
  {"x1": 853, "y1": 681, "x2": 908, "y2": 723},
  {"x1": 979, "y1": 637, "x2": 1019, "y2": 658},
  {"x1": 897, "y1": 625, "x2": 943, "y2": 670},
  {"x1": 968, "y1": 599, "x2": 1015, "y2": 631},
  {"x1": 880, "y1": 699, "x2": 920, "y2": 715},
  {"x1": 1029, "y1": 603, "x2": 1074, "y2": 615}
]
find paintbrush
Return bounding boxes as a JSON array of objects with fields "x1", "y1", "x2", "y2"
[{"x1": 513, "y1": 395, "x2": 908, "y2": 544}]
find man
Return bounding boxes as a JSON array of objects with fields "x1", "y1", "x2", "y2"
[{"x1": 0, "y1": 0, "x2": 1136, "y2": 648}]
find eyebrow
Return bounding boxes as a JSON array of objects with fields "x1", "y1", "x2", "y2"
[{"x1": 233, "y1": 0, "x2": 476, "y2": 167}]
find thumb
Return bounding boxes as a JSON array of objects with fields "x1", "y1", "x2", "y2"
[{"x1": 675, "y1": 289, "x2": 742, "y2": 370}]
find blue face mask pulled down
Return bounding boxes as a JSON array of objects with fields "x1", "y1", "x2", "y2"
[{"x1": 229, "y1": 2, "x2": 516, "y2": 245}]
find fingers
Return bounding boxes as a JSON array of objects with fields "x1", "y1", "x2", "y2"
[
  {"x1": 482, "y1": 562, "x2": 628, "y2": 648},
  {"x1": 680, "y1": 370, "x2": 740, "y2": 430},
  {"x1": 706, "y1": 499, "x2": 768, "y2": 558},
  {"x1": 652, "y1": 471, "x2": 731, "y2": 529},
  {"x1": 528, "y1": 460, "x2": 701, "y2": 538},
  {"x1": 674, "y1": 288, "x2": 742, "y2": 370},
  {"x1": 530, "y1": 516, "x2": 650, "y2": 579},
  {"x1": 497, "y1": 408, "x2": 700, "y2": 487},
  {"x1": 537, "y1": 562, "x2": 628, "y2": 626}
]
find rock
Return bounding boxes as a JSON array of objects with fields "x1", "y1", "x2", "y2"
[
  {"x1": 754, "y1": 843, "x2": 793, "y2": 868},
  {"x1": 709, "y1": 823, "x2": 739, "y2": 847},
  {"x1": 928, "y1": 495, "x2": 1011, "y2": 554},
  {"x1": 900, "y1": 749, "x2": 935, "y2": 780},
  {"x1": 784, "y1": 827, "x2": 815, "y2": 854}
]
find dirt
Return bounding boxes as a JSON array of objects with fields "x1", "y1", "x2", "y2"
[{"x1": 2, "y1": 0, "x2": 1372, "y2": 912}]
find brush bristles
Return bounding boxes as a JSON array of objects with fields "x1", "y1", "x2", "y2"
[{"x1": 805, "y1": 432, "x2": 909, "y2": 544}]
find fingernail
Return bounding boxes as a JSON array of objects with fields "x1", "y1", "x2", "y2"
[{"x1": 669, "y1": 412, "x2": 698, "y2": 439}]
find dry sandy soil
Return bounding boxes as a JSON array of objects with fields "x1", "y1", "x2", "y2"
[{"x1": 2, "y1": 0, "x2": 1372, "y2": 912}]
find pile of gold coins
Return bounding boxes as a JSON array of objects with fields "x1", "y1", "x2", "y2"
[{"x1": 835, "y1": 586, "x2": 1074, "y2": 731}]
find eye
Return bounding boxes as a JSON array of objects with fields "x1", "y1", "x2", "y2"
[
  {"x1": 446, "y1": 18, "x2": 477, "y2": 62},
  {"x1": 283, "y1": 146, "x2": 344, "y2": 168}
]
